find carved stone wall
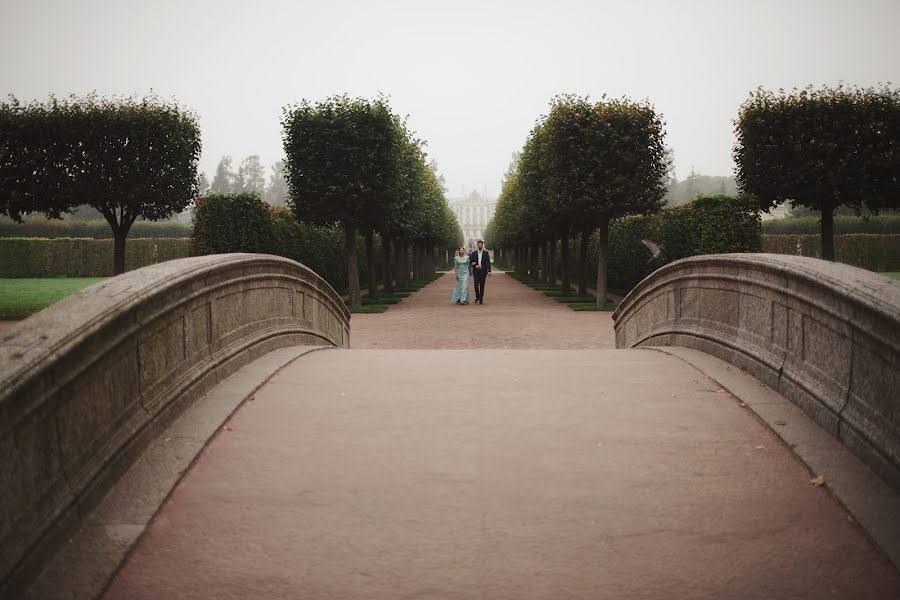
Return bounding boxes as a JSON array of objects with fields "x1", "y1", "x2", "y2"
[
  {"x1": 0, "y1": 254, "x2": 350, "y2": 595},
  {"x1": 613, "y1": 253, "x2": 900, "y2": 491}
]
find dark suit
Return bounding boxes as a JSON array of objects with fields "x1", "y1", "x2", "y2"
[{"x1": 469, "y1": 249, "x2": 491, "y2": 303}]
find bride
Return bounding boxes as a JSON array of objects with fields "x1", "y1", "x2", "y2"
[{"x1": 450, "y1": 247, "x2": 471, "y2": 304}]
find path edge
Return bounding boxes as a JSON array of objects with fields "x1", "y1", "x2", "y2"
[
  {"x1": 23, "y1": 345, "x2": 334, "y2": 600},
  {"x1": 648, "y1": 346, "x2": 900, "y2": 573}
]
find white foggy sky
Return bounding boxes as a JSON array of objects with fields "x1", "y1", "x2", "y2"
[{"x1": 2, "y1": 0, "x2": 899, "y2": 198}]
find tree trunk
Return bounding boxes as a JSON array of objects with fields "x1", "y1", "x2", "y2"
[
  {"x1": 395, "y1": 239, "x2": 404, "y2": 288},
  {"x1": 365, "y1": 230, "x2": 377, "y2": 299},
  {"x1": 542, "y1": 241, "x2": 550, "y2": 283},
  {"x1": 821, "y1": 200, "x2": 835, "y2": 261},
  {"x1": 402, "y1": 240, "x2": 410, "y2": 285},
  {"x1": 561, "y1": 234, "x2": 571, "y2": 293},
  {"x1": 548, "y1": 235, "x2": 557, "y2": 286},
  {"x1": 111, "y1": 229, "x2": 126, "y2": 275},
  {"x1": 344, "y1": 221, "x2": 361, "y2": 309},
  {"x1": 395, "y1": 241, "x2": 403, "y2": 288},
  {"x1": 578, "y1": 229, "x2": 589, "y2": 296},
  {"x1": 596, "y1": 219, "x2": 610, "y2": 305},
  {"x1": 537, "y1": 243, "x2": 544, "y2": 281},
  {"x1": 416, "y1": 242, "x2": 428, "y2": 282},
  {"x1": 101, "y1": 207, "x2": 137, "y2": 276},
  {"x1": 382, "y1": 233, "x2": 394, "y2": 294}
]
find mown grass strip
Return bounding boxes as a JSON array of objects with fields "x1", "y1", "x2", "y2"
[
  {"x1": 555, "y1": 295, "x2": 597, "y2": 303},
  {"x1": 0, "y1": 277, "x2": 106, "y2": 320},
  {"x1": 350, "y1": 304, "x2": 391, "y2": 313},
  {"x1": 568, "y1": 302, "x2": 619, "y2": 311},
  {"x1": 362, "y1": 297, "x2": 402, "y2": 305}
]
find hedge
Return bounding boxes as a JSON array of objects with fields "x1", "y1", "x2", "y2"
[
  {"x1": 761, "y1": 234, "x2": 900, "y2": 272},
  {"x1": 0, "y1": 238, "x2": 190, "y2": 277},
  {"x1": 601, "y1": 194, "x2": 761, "y2": 291},
  {"x1": 191, "y1": 193, "x2": 384, "y2": 292},
  {"x1": 0, "y1": 218, "x2": 191, "y2": 239},
  {"x1": 761, "y1": 215, "x2": 900, "y2": 234},
  {"x1": 269, "y1": 208, "x2": 355, "y2": 291}
]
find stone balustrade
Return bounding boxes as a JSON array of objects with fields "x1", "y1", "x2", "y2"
[
  {"x1": 0, "y1": 254, "x2": 350, "y2": 595},
  {"x1": 613, "y1": 253, "x2": 900, "y2": 491}
]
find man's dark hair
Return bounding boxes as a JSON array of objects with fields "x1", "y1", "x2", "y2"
[{"x1": 477, "y1": 240, "x2": 483, "y2": 244}]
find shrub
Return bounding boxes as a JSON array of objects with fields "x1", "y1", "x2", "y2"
[
  {"x1": 191, "y1": 193, "x2": 275, "y2": 255},
  {"x1": 191, "y1": 198, "x2": 388, "y2": 293},
  {"x1": 269, "y1": 207, "x2": 351, "y2": 290},
  {"x1": 604, "y1": 194, "x2": 761, "y2": 291},
  {"x1": 0, "y1": 238, "x2": 190, "y2": 277}
]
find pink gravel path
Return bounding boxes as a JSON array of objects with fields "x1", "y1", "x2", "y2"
[{"x1": 351, "y1": 271, "x2": 616, "y2": 349}]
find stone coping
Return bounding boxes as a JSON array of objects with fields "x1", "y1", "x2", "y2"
[{"x1": 0, "y1": 253, "x2": 350, "y2": 597}]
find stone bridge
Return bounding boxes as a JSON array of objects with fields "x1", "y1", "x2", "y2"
[{"x1": 1, "y1": 253, "x2": 898, "y2": 599}]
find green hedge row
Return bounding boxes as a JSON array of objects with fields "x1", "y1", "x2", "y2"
[
  {"x1": 191, "y1": 193, "x2": 386, "y2": 292},
  {"x1": 602, "y1": 194, "x2": 762, "y2": 290},
  {"x1": 761, "y1": 234, "x2": 900, "y2": 272},
  {"x1": 0, "y1": 218, "x2": 192, "y2": 239},
  {"x1": 761, "y1": 215, "x2": 900, "y2": 234},
  {"x1": 0, "y1": 238, "x2": 190, "y2": 277}
]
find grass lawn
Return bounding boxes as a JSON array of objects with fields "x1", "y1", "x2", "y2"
[
  {"x1": 555, "y1": 295, "x2": 597, "y2": 303},
  {"x1": 0, "y1": 278, "x2": 106, "y2": 320},
  {"x1": 349, "y1": 304, "x2": 391, "y2": 314},
  {"x1": 362, "y1": 297, "x2": 402, "y2": 305},
  {"x1": 569, "y1": 302, "x2": 619, "y2": 311},
  {"x1": 885, "y1": 272, "x2": 900, "y2": 281}
]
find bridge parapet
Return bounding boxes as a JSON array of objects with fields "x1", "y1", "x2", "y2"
[
  {"x1": 613, "y1": 253, "x2": 900, "y2": 490},
  {"x1": 0, "y1": 253, "x2": 350, "y2": 595}
]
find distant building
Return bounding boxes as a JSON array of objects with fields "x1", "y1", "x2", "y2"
[{"x1": 447, "y1": 190, "x2": 497, "y2": 250}]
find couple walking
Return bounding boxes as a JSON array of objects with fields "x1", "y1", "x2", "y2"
[{"x1": 451, "y1": 240, "x2": 491, "y2": 305}]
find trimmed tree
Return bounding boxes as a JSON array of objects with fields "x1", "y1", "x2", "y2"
[
  {"x1": 734, "y1": 84, "x2": 900, "y2": 261},
  {"x1": 281, "y1": 95, "x2": 399, "y2": 309},
  {"x1": 0, "y1": 93, "x2": 201, "y2": 274},
  {"x1": 541, "y1": 95, "x2": 668, "y2": 304}
]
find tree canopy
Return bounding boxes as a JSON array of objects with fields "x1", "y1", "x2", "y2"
[
  {"x1": 487, "y1": 95, "x2": 668, "y2": 302},
  {"x1": 0, "y1": 93, "x2": 201, "y2": 274},
  {"x1": 281, "y1": 95, "x2": 460, "y2": 308},
  {"x1": 734, "y1": 83, "x2": 900, "y2": 260}
]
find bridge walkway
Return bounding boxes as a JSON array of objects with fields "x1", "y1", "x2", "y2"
[{"x1": 48, "y1": 272, "x2": 900, "y2": 598}]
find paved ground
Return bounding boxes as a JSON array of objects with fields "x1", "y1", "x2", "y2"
[
  {"x1": 101, "y1": 274, "x2": 900, "y2": 599},
  {"x1": 351, "y1": 271, "x2": 616, "y2": 349},
  {"x1": 104, "y1": 349, "x2": 900, "y2": 599}
]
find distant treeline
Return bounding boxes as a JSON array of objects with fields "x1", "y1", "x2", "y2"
[{"x1": 664, "y1": 170, "x2": 738, "y2": 206}]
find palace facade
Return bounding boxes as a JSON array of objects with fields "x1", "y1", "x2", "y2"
[{"x1": 447, "y1": 190, "x2": 497, "y2": 250}]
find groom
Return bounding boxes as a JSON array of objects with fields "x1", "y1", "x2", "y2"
[{"x1": 469, "y1": 240, "x2": 491, "y2": 304}]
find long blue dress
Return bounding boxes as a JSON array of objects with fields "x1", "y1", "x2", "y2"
[{"x1": 450, "y1": 255, "x2": 471, "y2": 304}]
